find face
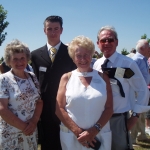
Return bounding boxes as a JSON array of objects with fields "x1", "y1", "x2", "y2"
[
  {"x1": 44, "y1": 21, "x2": 63, "y2": 45},
  {"x1": 97, "y1": 30, "x2": 118, "y2": 58},
  {"x1": 144, "y1": 43, "x2": 150, "y2": 58},
  {"x1": 9, "y1": 53, "x2": 28, "y2": 72},
  {"x1": 74, "y1": 47, "x2": 92, "y2": 72}
]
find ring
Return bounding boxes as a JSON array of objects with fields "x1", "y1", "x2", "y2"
[{"x1": 84, "y1": 141, "x2": 88, "y2": 144}]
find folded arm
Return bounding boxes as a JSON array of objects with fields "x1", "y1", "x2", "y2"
[
  {"x1": 55, "y1": 73, "x2": 83, "y2": 137},
  {"x1": 0, "y1": 98, "x2": 28, "y2": 131}
]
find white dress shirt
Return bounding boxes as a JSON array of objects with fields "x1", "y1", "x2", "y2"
[
  {"x1": 93, "y1": 51, "x2": 149, "y2": 113},
  {"x1": 47, "y1": 41, "x2": 61, "y2": 55}
]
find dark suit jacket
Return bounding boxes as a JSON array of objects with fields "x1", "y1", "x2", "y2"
[{"x1": 31, "y1": 43, "x2": 76, "y2": 123}]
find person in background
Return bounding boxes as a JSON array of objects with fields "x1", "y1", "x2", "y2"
[
  {"x1": 0, "y1": 39, "x2": 43, "y2": 149},
  {"x1": 0, "y1": 61, "x2": 33, "y2": 74},
  {"x1": 56, "y1": 35, "x2": 113, "y2": 150},
  {"x1": 145, "y1": 45, "x2": 150, "y2": 135},
  {"x1": 131, "y1": 39, "x2": 150, "y2": 143},
  {"x1": 93, "y1": 26, "x2": 149, "y2": 150},
  {"x1": 31, "y1": 15, "x2": 76, "y2": 150},
  {"x1": 126, "y1": 48, "x2": 136, "y2": 58}
]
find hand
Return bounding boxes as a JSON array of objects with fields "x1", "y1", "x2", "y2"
[
  {"x1": 127, "y1": 116, "x2": 138, "y2": 131},
  {"x1": 23, "y1": 118, "x2": 37, "y2": 136},
  {"x1": 77, "y1": 127, "x2": 98, "y2": 148}
]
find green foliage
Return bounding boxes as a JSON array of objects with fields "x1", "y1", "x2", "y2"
[
  {"x1": 0, "y1": 57, "x2": 4, "y2": 63},
  {"x1": 121, "y1": 48, "x2": 129, "y2": 55},
  {"x1": 141, "y1": 34, "x2": 150, "y2": 43},
  {"x1": 0, "y1": 5, "x2": 9, "y2": 46}
]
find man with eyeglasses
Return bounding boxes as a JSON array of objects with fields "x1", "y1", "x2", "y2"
[
  {"x1": 93, "y1": 26, "x2": 149, "y2": 150},
  {"x1": 31, "y1": 16, "x2": 76, "y2": 150}
]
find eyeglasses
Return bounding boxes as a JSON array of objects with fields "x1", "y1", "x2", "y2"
[{"x1": 100, "y1": 38, "x2": 115, "y2": 44}]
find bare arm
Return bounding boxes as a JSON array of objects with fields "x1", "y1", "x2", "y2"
[
  {"x1": 55, "y1": 73, "x2": 83, "y2": 137},
  {"x1": 78, "y1": 72, "x2": 113, "y2": 147},
  {"x1": 0, "y1": 98, "x2": 27, "y2": 131}
]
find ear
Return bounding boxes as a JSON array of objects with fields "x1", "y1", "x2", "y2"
[
  {"x1": 60, "y1": 27, "x2": 63, "y2": 34},
  {"x1": 44, "y1": 28, "x2": 46, "y2": 34},
  {"x1": 115, "y1": 39, "x2": 118, "y2": 46},
  {"x1": 97, "y1": 40, "x2": 100, "y2": 48}
]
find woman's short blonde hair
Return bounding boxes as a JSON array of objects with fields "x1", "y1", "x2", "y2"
[
  {"x1": 4, "y1": 39, "x2": 30, "y2": 66},
  {"x1": 68, "y1": 35, "x2": 95, "y2": 59}
]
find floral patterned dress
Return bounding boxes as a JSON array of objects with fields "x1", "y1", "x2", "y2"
[{"x1": 0, "y1": 70, "x2": 40, "y2": 150}]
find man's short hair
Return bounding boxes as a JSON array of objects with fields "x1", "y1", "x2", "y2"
[
  {"x1": 130, "y1": 48, "x2": 136, "y2": 53},
  {"x1": 97, "y1": 25, "x2": 118, "y2": 41},
  {"x1": 44, "y1": 15, "x2": 63, "y2": 28}
]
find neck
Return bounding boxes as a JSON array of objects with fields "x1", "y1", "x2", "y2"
[
  {"x1": 77, "y1": 68, "x2": 93, "y2": 73},
  {"x1": 48, "y1": 40, "x2": 60, "y2": 47},
  {"x1": 12, "y1": 69, "x2": 27, "y2": 79}
]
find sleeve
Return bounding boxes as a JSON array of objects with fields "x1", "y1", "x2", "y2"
[
  {"x1": 128, "y1": 61, "x2": 150, "y2": 113},
  {"x1": 0, "y1": 75, "x2": 9, "y2": 98}
]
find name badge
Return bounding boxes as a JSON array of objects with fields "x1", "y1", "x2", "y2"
[
  {"x1": 39, "y1": 66, "x2": 47, "y2": 72},
  {"x1": 115, "y1": 67, "x2": 125, "y2": 78}
]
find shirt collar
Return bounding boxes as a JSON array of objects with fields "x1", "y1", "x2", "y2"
[
  {"x1": 102, "y1": 51, "x2": 118, "y2": 63},
  {"x1": 47, "y1": 41, "x2": 61, "y2": 51},
  {"x1": 136, "y1": 52, "x2": 146, "y2": 60}
]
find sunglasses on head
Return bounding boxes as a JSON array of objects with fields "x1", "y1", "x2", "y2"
[{"x1": 100, "y1": 38, "x2": 115, "y2": 44}]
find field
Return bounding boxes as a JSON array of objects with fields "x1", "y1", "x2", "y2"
[
  {"x1": 38, "y1": 135, "x2": 150, "y2": 150},
  {"x1": 38, "y1": 141, "x2": 150, "y2": 150}
]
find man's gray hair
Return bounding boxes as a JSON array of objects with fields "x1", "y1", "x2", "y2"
[
  {"x1": 97, "y1": 25, "x2": 118, "y2": 41},
  {"x1": 136, "y1": 39, "x2": 149, "y2": 52}
]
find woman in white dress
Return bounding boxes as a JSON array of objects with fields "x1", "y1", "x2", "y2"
[
  {"x1": 56, "y1": 36, "x2": 113, "y2": 150},
  {"x1": 0, "y1": 39, "x2": 43, "y2": 149}
]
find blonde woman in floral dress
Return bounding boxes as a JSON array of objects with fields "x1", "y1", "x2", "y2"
[{"x1": 0, "y1": 39, "x2": 43, "y2": 149}]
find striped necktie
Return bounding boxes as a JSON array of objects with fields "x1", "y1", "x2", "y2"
[{"x1": 50, "y1": 47, "x2": 57, "y2": 62}]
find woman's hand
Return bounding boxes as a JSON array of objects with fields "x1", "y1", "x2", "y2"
[
  {"x1": 77, "y1": 127, "x2": 98, "y2": 148},
  {"x1": 23, "y1": 118, "x2": 37, "y2": 136}
]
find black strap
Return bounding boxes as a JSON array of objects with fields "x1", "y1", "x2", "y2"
[
  {"x1": 112, "y1": 77, "x2": 125, "y2": 97},
  {"x1": 102, "y1": 68, "x2": 134, "y2": 79},
  {"x1": 101, "y1": 59, "x2": 126, "y2": 97}
]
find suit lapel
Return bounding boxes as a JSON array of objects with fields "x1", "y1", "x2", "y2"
[
  {"x1": 53, "y1": 43, "x2": 66, "y2": 64},
  {"x1": 40, "y1": 45, "x2": 52, "y2": 64}
]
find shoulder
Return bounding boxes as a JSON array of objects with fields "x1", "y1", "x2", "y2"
[
  {"x1": 59, "y1": 42, "x2": 68, "y2": 49},
  {"x1": 117, "y1": 53, "x2": 134, "y2": 63},
  {"x1": 0, "y1": 71, "x2": 12, "y2": 80},
  {"x1": 93, "y1": 58, "x2": 104, "y2": 70},
  {"x1": 31, "y1": 45, "x2": 47, "y2": 55}
]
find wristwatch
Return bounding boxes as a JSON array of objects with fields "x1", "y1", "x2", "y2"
[{"x1": 132, "y1": 112, "x2": 139, "y2": 118}]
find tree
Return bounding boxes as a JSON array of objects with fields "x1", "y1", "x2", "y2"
[
  {"x1": 141, "y1": 34, "x2": 150, "y2": 43},
  {"x1": 0, "y1": 5, "x2": 9, "y2": 46},
  {"x1": 121, "y1": 48, "x2": 129, "y2": 55}
]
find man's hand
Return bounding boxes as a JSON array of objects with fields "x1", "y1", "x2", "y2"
[{"x1": 127, "y1": 116, "x2": 139, "y2": 131}]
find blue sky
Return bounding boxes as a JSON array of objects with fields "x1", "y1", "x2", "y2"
[{"x1": 0, "y1": 0, "x2": 150, "y2": 58}]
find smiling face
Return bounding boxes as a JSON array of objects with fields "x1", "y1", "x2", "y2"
[
  {"x1": 97, "y1": 30, "x2": 118, "y2": 58},
  {"x1": 44, "y1": 21, "x2": 63, "y2": 46},
  {"x1": 9, "y1": 52, "x2": 28, "y2": 73},
  {"x1": 74, "y1": 47, "x2": 92, "y2": 72}
]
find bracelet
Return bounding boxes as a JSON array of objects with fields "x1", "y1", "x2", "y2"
[{"x1": 94, "y1": 123, "x2": 102, "y2": 132}]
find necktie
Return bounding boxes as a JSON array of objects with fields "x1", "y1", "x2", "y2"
[
  {"x1": 50, "y1": 47, "x2": 57, "y2": 62},
  {"x1": 101, "y1": 59, "x2": 109, "y2": 71},
  {"x1": 101, "y1": 59, "x2": 125, "y2": 97}
]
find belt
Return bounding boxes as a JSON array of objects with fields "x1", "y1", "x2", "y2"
[{"x1": 112, "y1": 113, "x2": 123, "y2": 117}]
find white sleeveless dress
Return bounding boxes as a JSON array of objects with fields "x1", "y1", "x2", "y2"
[{"x1": 60, "y1": 69, "x2": 111, "y2": 150}]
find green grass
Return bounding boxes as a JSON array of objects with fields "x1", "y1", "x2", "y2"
[{"x1": 38, "y1": 138, "x2": 150, "y2": 150}]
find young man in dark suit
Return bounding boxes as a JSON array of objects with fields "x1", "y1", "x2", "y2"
[{"x1": 31, "y1": 16, "x2": 76, "y2": 150}]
